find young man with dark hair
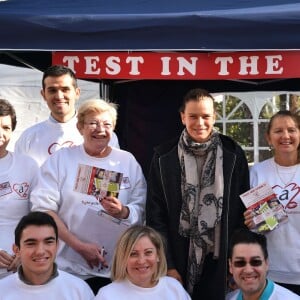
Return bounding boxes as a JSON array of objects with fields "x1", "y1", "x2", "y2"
[
  {"x1": 226, "y1": 229, "x2": 299, "y2": 300},
  {"x1": 15, "y1": 64, "x2": 119, "y2": 166},
  {"x1": 0, "y1": 212, "x2": 94, "y2": 300}
]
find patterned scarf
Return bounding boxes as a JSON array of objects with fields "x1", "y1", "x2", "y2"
[{"x1": 178, "y1": 128, "x2": 223, "y2": 294}]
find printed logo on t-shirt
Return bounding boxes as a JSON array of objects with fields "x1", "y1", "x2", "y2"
[
  {"x1": 273, "y1": 182, "x2": 300, "y2": 212},
  {"x1": 120, "y1": 177, "x2": 131, "y2": 189},
  {"x1": 13, "y1": 182, "x2": 30, "y2": 198},
  {"x1": 48, "y1": 140, "x2": 74, "y2": 155},
  {"x1": 0, "y1": 181, "x2": 12, "y2": 197}
]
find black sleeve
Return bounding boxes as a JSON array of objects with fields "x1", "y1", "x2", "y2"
[{"x1": 146, "y1": 151, "x2": 176, "y2": 269}]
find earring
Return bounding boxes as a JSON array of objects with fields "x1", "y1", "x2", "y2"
[{"x1": 269, "y1": 145, "x2": 273, "y2": 152}]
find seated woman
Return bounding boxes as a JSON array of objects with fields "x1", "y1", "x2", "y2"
[{"x1": 95, "y1": 225, "x2": 191, "y2": 300}]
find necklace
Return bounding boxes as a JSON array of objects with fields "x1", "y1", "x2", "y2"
[{"x1": 274, "y1": 160, "x2": 299, "y2": 186}]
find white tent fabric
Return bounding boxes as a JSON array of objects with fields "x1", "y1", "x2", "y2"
[{"x1": 0, "y1": 64, "x2": 100, "y2": 150}]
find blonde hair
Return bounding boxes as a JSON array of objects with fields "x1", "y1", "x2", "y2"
[
  {"x1": 111, "y1": 225, "x2": 167, "y2": 283},
  {"x1": 77, "y1": 99, "x2": 118, "y2": 128}
]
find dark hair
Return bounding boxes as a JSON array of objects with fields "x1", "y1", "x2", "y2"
[
  {"x1": 0, "y1": 99, "x2": 17, "y2": 131},
  {"x1": 228, "y1": 228, "x2": 268, "y2": 259},
  {"x1": 179, "y1": 88, "x2": 215, "y2": 113},
  {"x1": 15, "y1": 212, "x2": 58, "y2": 247},
  {"x1": 267, "y1": 110, "x2": 300, "y2": 134},
  {"x1": 42, "y1": 65, "x2": 78, "y2": 90}
]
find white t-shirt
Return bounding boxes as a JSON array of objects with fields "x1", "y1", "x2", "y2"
[
  {"x1": 14, "y1": 114, "x2": 119, "y2": 166},
  {"x1": 0, "y1": 152, "x2": 38, "y2": 278},
  {"x1": 30, "y1": 145, "x2": 146, "y2": 278},
  {"x1": 250, "y1": 158, "x2": 300, "y2": 284},
  {"x1": 96, "y1": 276, "x2": 191, "y2": 300},
  {"x1": 226, "y1": 279, "x2": 300, "y2": 299},
  {"x1": 0, "y1": 269, "x2": 94, "y2": 300}
]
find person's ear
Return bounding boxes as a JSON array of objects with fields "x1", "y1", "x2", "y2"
[
  {"x1": 75, "y1": 87, "x2": 81, "y2": 100},
  {"x1": 228, "y1": 259, "x2": 233, "y2": 275},
  {"x1": 41, "y1": 89, "x2": 46, "y2": 100},
  {"x1": 180, "y1": 112, "x2": 186, "y2": 125},
  {"x1": 265, "y1": 258, "x2": 269, "y2": 269},
  {"x1": 76, "y1": 122, "x2": 84, "y2": 135},
  {"x1": 265, "y1": 133, "x2": 272, "y2": 146},
  {"x1": 213, "y1": 111, "x2": 217, "y2": 123},
  {"x1": 12, "y1": 244, "x2": 20, "y2": 257}
]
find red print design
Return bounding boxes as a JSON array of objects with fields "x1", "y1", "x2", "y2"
[
  {"x1": 13, "y1": 183, "x2": 30, "y2": 198},
  {"x1": 273, "y1": 183, "x2": 300, "y2": 210},
  {"x1": 48, "y1": 141, "x2": 74, "y2": 155}
]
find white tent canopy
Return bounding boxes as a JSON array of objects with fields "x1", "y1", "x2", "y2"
[{"x1": 0, "y1": 64, "x2": 100, "y2": 150}]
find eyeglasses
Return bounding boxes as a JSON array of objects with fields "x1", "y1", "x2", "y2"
[
  {"x1": 233, "y1": 259, "x2": 263, "y2": 268},
  {"x1": 84, "y1": 121, "x2": 113, "y2": 130}
]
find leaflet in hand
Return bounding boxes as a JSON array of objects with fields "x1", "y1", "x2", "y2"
[
  {"x1": 63, "y1": 208, "x2": 130, "y2": 275},
  {"x1": 74, "y1": 164, "x2": 123, "y2": 200},
  {"x1": 240, "y1": 182, "x2": 288, "y2": 233}
]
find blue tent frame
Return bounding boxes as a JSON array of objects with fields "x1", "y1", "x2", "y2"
[{"x1": 1, "y1": 0, "x2": 300, "y2": 51}]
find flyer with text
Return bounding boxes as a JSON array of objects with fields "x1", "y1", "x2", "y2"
[
  {"x1": 74, "y1": 164, "x2": 123, "y2": 200},
  {"x1": 240, "y1": 182, "x2": 288, "y2": 233}
]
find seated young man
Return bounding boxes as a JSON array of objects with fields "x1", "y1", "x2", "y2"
[
  {"x1": 226, "y1": 228, "x2": 300, "y2": 300},
  {"x1": 0, "y1": 211, "x2": 94, "y2": 300}
]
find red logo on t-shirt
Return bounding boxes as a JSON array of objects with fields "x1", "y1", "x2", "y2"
[
  {"x1": 13, "y1": 183, "x2": 29, "y2": 198},
  {"x1": 273, "y1": 183, "x2": 300, "y2": 210},
  {"x1": 48, "y1": 141, "x2": 74, "y2": 155}
]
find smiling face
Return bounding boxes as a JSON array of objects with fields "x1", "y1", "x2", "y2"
[
  {"x1": 266, "y1": 115, "x2": 300, "y2": 159},
  {"x1": 126, "y1": 236, "x2": 159, "y2": 288},
  {"x1": 77, "y1": 111, "x2": 113, "y2": 157},
  {"x1": 41, "y1": 74, "x2": 80, "y2": 122},
  {"x1": 180, "y1": 98, "x2": 216, "y2": 143},
  {"x1": 229, "y1": 243, "x2": 268, "y2": 299},
  {"x1": 13, "y1": 225, "x2": 57, "y2": 285}
]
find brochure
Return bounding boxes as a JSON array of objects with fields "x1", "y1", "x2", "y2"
[
  {"x1": 240, "y1": 182, "x2": 288, "y2": 233},
  {"x1": 74, "y1": 164, "x2": 123, "y2": 200},
  {"x1": 63, "y1": 208, "x2": 130, "y2": 274}
]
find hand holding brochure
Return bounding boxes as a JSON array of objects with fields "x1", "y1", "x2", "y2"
[
  {"x1": 63, "y1": 208, "x2": 129, "y2": 274},
  {"x1": 240, "y1": 182, "x2": 288, "y2": 233},
  {"x1": 74, "y1": 164, "x2": 123, "y2": 200}
]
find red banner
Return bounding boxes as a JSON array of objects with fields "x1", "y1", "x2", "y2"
[{"x1": 52, "y1": 51, "x2": 300, "y2": 80}]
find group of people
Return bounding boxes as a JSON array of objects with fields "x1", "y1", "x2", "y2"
[{"x1": 0, "y1": 64, "x2": 299, "y2": 300}]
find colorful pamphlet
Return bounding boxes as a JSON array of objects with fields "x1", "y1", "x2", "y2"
[
  {"x1": 240, "y1": 182, "x2": 288, "y2": 233},
  {"x1": 63, "y1": 208, "x2": 129, "y2": 274},
  {"x1": 74, "y1": 164, "x2": 123, "y2": 200}
]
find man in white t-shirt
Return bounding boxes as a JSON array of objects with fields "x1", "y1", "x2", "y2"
[
  {"x1": 0, "y1": 211, "x2": 94, "y2": 300},
  {"x1": 226, "y1": 229, "x2": 299, "y2": 300},
  {"x1": 15, "y1": 65, "x2": 119, "y2": 166}
]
